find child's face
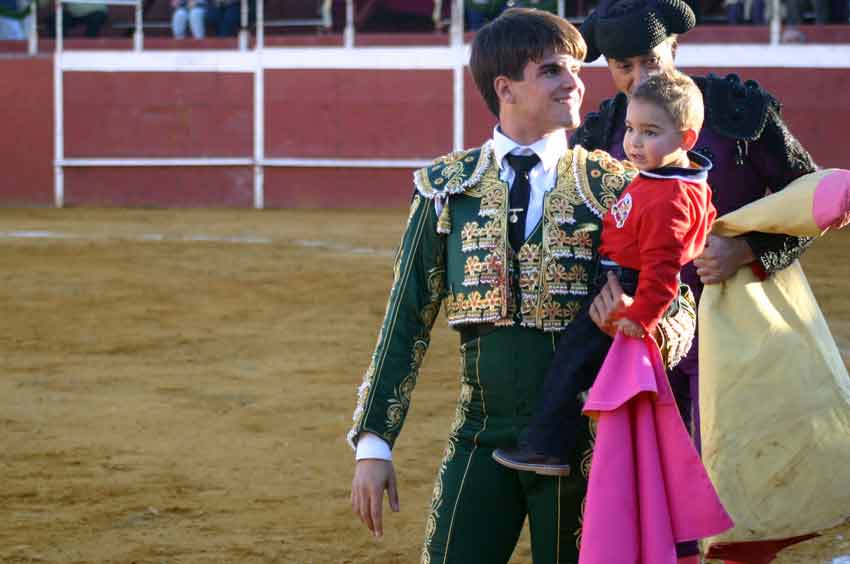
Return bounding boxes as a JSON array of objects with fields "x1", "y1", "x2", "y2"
[{"x1": 623, "y1": 99, "x2": 689, "y2": 171}]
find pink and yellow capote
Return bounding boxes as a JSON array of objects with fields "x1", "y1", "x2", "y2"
[{"x1": 698, "y1": 169, "x2": 850, "y2": 550}]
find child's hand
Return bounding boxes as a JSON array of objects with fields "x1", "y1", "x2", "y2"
[{"x1": 615, "y1": 318, "x2": 645, "y2": 338}]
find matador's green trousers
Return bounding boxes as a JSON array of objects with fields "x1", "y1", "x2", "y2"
[{"x1": 421, "y1": 325, "x2": 594, "y2": 564}]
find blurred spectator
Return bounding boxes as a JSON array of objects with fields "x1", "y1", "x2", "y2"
[
  {"x1": 465, "y1": 0, "x2": 558, "y2": 30},
  {"x1": 465, "y1": 0, "x2": 505, "y2": 30},
  {"x1": 508, "y1": 0, "x2": 558, "y2": 10},
  {"x1": 0, "y1": 0, "x2": 27, "y2": 39},
  {"x1": 725, "y1": 0, "x2": 743, "y2": 23},
  {"x1": 172, "y1": 0, "x2": 206, "y2": 38},
  {"x1": 725, "y1": 0, "x2": 765, "y2": 24},
  {"x1": 784, "y1": 0, "x2": 848, "y2": 24},
  {"x1": 206, "y1": 0, "x2": 239, "y2": 36},
  {"x1": 815, "y1": 0, "x2": 848, "y2": 22},
  {"x1": 42, "y1": 0, "x2": 108, "y2": 37}
]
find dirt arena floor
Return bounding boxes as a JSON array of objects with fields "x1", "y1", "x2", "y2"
[{"x1": 1, "y1": 208, "x2": 848, "y2": 564}]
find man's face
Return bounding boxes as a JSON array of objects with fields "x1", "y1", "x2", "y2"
[
  {"x1": 506, "y1": 50, "x2": 586, "y2": 139},
  {"x1": 623, "y1": 98, "x2": 687, "y2": 170},
  {"x1": 606, "y1": 40, "x2": 676, "y2": 96}
]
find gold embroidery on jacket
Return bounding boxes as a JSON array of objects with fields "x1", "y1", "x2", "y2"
[
  {"x1": 444, "y1": 156, "x2": 512, "y2": 325},
  {"x1": 386, "y1": 334, "x2": 427, "y2": 432},
  {"x1": 589, "y1": 148, "x2": 633, "y2": 175},
  {"x1": 347, "y1": 195, "x2": 424, "y2": 447},
  {"x1": 545, "y1": 224, "x2": 594, "y2": 260},
  {"x1": 443, "y1": 146, "x2": 632, "y2": 332},
  {"x1": 545, "y1": 262, "x2": 590, "y2": 296},
  {"x1": 460, "y1": 222, "x2": 479, "y2": 252},
  {"x1": 603, "y1": 172, "x2": 627, "y2": 193},
  {"x1": 395, "y1": 258, "x2": 446, "y2": 431},
  {"x1": 460, "y1": 217, "x2": 504, "y2": 254},
  {"x1": 477, "y1": 218, "x2": 502, "y2": 251},
  {"x1": 516, "y1": 241, "x2": 543, "y2": 326},
  {"x1": 445, "y1": 287, "x2": 504, "y2": 326},
  {"x1": 532, "y1": 295, "x2": 582, "y2": 331},
  {"x1": 546, "y1": 150, "x2": 582, "y2": 225},
  {"x1": 547, "y1": 193, "x2": 577, "y2": 226},
  {"x1": 510, "y1": 150, "x2": 591, "y2": 330},
  {"x1": 574, "y1": 146, "x2": 636, "y2": 220},
  {"x1": 414, "y1": 142, "x2": 493, "y2": 200},
  {"x1": 462, "y1": 250, "x2": 505, "y2": 287}
]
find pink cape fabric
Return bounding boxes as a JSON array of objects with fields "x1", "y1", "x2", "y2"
[
  {"x1": 813, "y1": 170, "x2": 850, "y2": 231},
  {"x1": 578, "y1": 334, "x2": 733, "y2": 564}
]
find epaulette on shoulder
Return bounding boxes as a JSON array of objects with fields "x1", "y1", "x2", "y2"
[
  {"x1": 699, "y1": 73, "x2": 780, "y2": 142},
  {"x1": 413, "y1": 140, "x2": 494, "y2": 200},
  {"x1": 572, "y1": 145, "x2": 638, "y2": 220},
  {"x1": 585, "y1": 147, "x2": 639, "y2": 178}
]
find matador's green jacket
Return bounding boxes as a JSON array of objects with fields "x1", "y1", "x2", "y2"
[{"x1": 347, "y1": 142, "x2": 696, "y2": 449}]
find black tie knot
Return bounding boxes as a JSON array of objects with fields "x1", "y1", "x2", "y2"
[
  {"x1": 505, "y1": 152, "x2": 539, "y2": 254},
  {"x1": 505, "y1": 153, "x2": 541, "y2": 177}
]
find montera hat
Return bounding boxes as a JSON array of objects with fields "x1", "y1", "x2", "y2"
[{"x1": 581, "y1": 0, "x2": 695, "y2": 62}]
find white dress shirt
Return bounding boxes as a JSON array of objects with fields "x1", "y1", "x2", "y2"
[
  {"x1": 355, "y1": 127, "x2": 569, "y2": 461},
  {"x1": 492, "y1": 126, "x2": 567, "y2": 239}
]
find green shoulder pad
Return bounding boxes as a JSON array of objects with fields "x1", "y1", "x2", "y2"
[
  {"x1": 574, "y1": 146, "x2": 639, "y2": 220},
  {"x1": 413, "y1": 141, "x2": 494, "y2": 199},
  {"x1": 585, "y1": 148, "x2": 639, "y2": 182}
]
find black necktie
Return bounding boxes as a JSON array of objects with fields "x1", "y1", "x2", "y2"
[{"x1": 505, "y1": 153, "x2": 540, "y2": 252}]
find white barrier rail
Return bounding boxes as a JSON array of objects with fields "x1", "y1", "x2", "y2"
[
  {"x1": 53, "y1": 42, "x2": 850, "y2": 209},
  {"x1": 57, "y1": 44, "x2": 850, "y2": 72},
  {"x1": 49, "y1": 0, "x2": 850, "y2": 209},
  {"x1": 59, "y1": 158, "x2": 435, "y2": 168}
]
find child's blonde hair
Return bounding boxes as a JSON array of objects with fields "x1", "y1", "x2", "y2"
[{"x1": 632, "y1": 70, "x2": 704, "y2": 132}]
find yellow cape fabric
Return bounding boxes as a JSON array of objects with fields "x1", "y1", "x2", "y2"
[{"x1": 699, "y1": 170, "x2": 850, "y2": 549}]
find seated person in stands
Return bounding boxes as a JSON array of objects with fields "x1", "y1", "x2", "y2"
[
  {"x1": 172, "y1": 0, "x2": 206, "y2": 39},
  {"x1": 466, "y1": 1, "x2": 558, "y2": 30},
  {"x1": 0, "y1": 0, "x2": 27, "y2": 39},
  {"x1": 44, "y1": 0, "x2": 108, "y2": 37},
  {"x1": 206, "y1": 0, "x2": 239, "y2": 36}
]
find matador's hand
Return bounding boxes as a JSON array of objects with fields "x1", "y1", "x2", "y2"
[
  {"x1": 615, "y1": 317, "x2": 646, "y2": 338},
  {"x1": 693, "y1": 234, "x2": 755, "y2": 285},
  {"x1": 589, "y1": 272, "x2": 633, "y2": 337},
  {"x1": 351, "y1": 458, "x2": 400, "y2": 539}
]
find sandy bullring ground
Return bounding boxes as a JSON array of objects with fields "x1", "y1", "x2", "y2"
[{"x1": 1, "y1": 208, "x2": 848, "y2": 564}]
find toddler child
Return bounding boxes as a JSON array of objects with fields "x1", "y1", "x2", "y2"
[{"x1": 494, "y1": 70, "x2": 717, "y2": 476}]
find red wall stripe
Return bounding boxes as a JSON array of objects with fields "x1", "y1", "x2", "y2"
[
  {"x1": 64, "y1": 72, "x2": 253, "y2": 158},
  {"x1": 264, "y1": 167, "x2": 414, "y2": 208},
  {"x1": 0, "y1": 56, "x2": 847, "y2": 208},
  {"x1": 63, "y1": 167, "x2": 254, "y2": 207},
  {"x1": 0, "y1": 56, "x2": 54, "y2": 206},
  {"x1": 265, "y1": 69, "x2": 454, "y2": 159}
]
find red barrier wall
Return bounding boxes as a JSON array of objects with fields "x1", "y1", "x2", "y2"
[
  {"x1": 265, "y1": 69, "x2": 453, "y2": 158},
  {"x1": 1, "y1": 51, "x2": 847, "y2": 208},
  {"x1": 1, "y1": 55, "x2": 53, "y2": 206},
  {"x1": 63, "y1": 167, "x2": 254, "y2": 207},
  {"x1": 264, "y1": 167, "x2": 413, "y2": 208},
  {"x1": 65, "y1": 72, "x2": 253, "y2": 158}
]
